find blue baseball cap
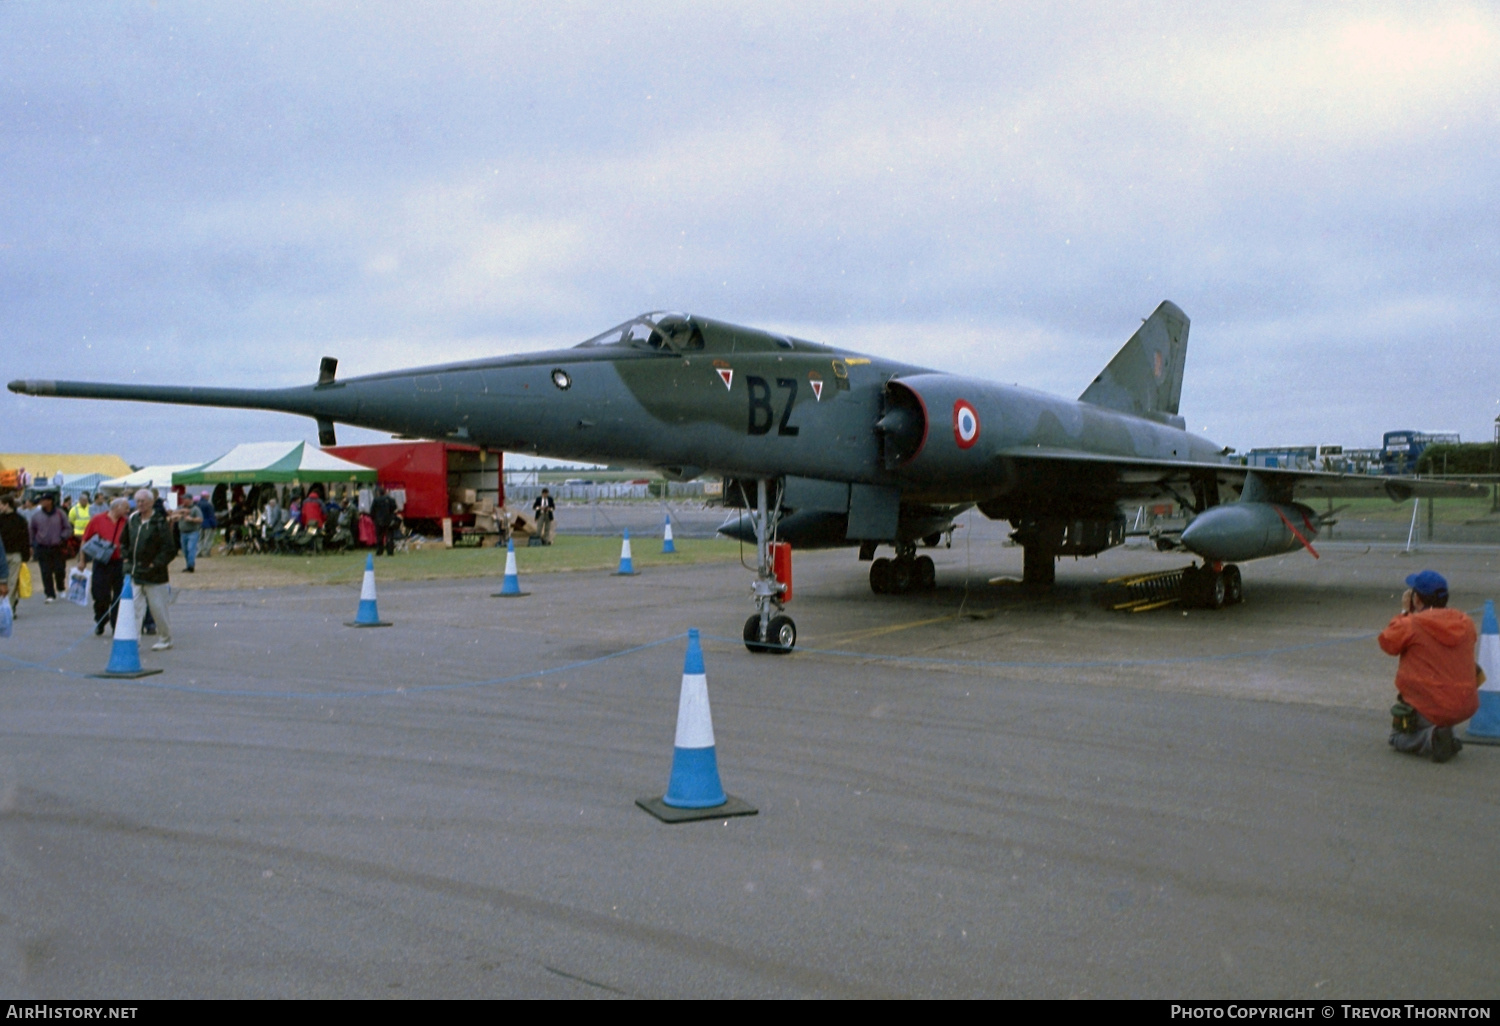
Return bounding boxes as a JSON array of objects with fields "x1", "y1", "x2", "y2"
[{"x1": 1405, "y1": 570, "x2": 1449, "y2": 602}]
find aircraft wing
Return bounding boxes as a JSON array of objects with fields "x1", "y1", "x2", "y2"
[
  {"x1": 994, "y1": 448, "x2": 1483, "y2": 507},
  {"x1": 1263, "y1": 469, "x2": 1483, "y2": 501}
]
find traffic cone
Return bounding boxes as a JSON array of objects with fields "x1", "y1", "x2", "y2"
[
  {"x1": 636, "y1": 629, "x2": 757, "y2": 823},
  {"x1": 661, "y1": 514, "x2": 676, "y2": 554},
  {"x1": 91, "y1": 576, "x2": 162, "y2": 679},
  {"x1": 492, "y1": 537, "x2": 530, "y2": 597},
  {"x1": 1465, "y1": 600, "x2": 1500, "y2": 745},
  {"x1": 345, "y1": 553, "x2": 392, "y2": 627},
  {"x1": 613, "y1": 529, "x2": 639, "y2": 576}
]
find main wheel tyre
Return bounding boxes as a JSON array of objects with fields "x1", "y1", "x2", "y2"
[
  {"x1": 1223, "y1": 565, "x2": 1243, "y2": 605},
  {"x1": 890, "y1": 559, "x2": 914, "y2": 594},
  {"x1": 915, "y1": 555, "x2": 936, "y2": 591},
  {"x1": 1206, "y1": 570, "x2": 1227, "y2": 610},
  {"x1": 1180, "y1": 565, "x2": 1205, "y2": 607},
  {"x1": 870, "y1": 558, "x2": 894, "y2": 594},
  {"x1": 766, "y1": 614, "x2": 796, "y2": 653}
]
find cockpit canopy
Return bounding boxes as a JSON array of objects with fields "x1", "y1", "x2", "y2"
[
  {"x1": 576, "y1": 312, "x2": 704, "y2": 353},
  {"x1": 575, "y1": 311, "x2": 835, "y2": 356}
]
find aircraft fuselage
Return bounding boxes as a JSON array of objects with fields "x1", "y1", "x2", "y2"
[{"x1": 12, "y1": 313, "x2": 1226, "y2": 515}]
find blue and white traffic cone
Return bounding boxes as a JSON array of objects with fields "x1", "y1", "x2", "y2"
[
  {"x1": 613, "y1": 529, "x2": 639, "y2": 576},
  {"x1": 1465, "y1": 600, "x2": 1500, "y2": 745},
  {"x1": 492, "y1": 537, "x2": 529, "y2": 597},
  {"x1": 345, "y1": 553, "x2": 392, "y2": 627},
  {"x1": 636, "y1": 629, "x2": 757, "y2": 822},
  {"x1": 662, "y1": 514, "x2": 676, "y2": 554},
  {"x1": 92, "y1": 576, "x2": 162, "y2": 679}
]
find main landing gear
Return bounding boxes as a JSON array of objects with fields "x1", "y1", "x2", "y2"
[
  {"x1": 743, "y1": 478, "x2": 795, "y2": 654},
  {"x1": 1021, "y1": 545, "x2": 1056, "y2": 587},
  {"x1": 868, "y1": 544, "x2": 936, "y2": 595},
  {"x1": 1183, "y1": 562, "x2": 1243, "y2": 609}
]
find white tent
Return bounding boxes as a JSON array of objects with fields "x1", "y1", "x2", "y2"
[{"x1": 98, "y1": 464, "x2": 200, "y2": 491}]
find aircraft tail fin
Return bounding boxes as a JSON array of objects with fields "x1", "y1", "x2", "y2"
[{"x1": 1078, "y1": 301, "x2": 1189, "y2": 423}]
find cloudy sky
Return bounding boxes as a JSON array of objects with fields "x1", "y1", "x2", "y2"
[{"x1": 4, "y1": 2, "x2": 1497, "y2": 468}]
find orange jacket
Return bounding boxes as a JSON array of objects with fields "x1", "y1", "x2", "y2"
[{"x1": 1379, "y1": 608, "x2": 1479, "y2": 727}]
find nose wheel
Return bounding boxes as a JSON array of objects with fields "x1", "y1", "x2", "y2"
[{"x1": 744, "y1": 613, "x2": 796, "y2": 654}]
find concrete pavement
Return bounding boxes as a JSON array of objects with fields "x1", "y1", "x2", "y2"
[{"x1": 2, "y1": 529, "x2": 1496, "y2": 997}]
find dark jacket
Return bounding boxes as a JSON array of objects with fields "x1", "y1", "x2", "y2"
[
  {"x1": 122, "y1": 507, "x2": 178, "y2": 585},
  {"x1": 28, "y1": 506, "x2": 71, "y2": 548},
  {"x1": 371, "y1": 494, "x2": 398, "y2": 528},
  {"x1": 0, "y1": 511, "x2": 30, "y2": 562}
]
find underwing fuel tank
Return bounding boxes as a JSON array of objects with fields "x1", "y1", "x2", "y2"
[
  {"x1": 1179, "y1": 501, "x2": 1320, "y2": 563},
  {"x1": 718, "y1": 510, "x2": 853, "y2": 549}
]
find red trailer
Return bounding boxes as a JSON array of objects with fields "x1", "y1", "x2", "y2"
[{"x1": 325, "y1": 441, "x2": 502, "y2": 535}]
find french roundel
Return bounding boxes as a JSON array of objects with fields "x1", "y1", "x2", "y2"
[{"x1": 953, "y1": 400, "x2": 980, "y2": 449}]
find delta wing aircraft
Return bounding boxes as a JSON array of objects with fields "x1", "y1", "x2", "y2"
[{"x1": 10, "y1": 302, "x2": 1473, "y2": 652}]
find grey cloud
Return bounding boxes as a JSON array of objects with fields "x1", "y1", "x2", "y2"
[{"x1": 4, "y1": 1, "x2": 1497, "y2": 464}]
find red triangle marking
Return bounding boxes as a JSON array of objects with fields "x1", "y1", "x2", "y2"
[
  {"x1": 717, "y1": 368, "x2": 733, "y2": 390},
  {"x1": 810, "y1": 380, "x2": 823, "y2": 401}
]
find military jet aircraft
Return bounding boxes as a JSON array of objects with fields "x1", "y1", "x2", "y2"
[{"x1": 9, "y1": 301, "x2": 1473, "y2": 652}]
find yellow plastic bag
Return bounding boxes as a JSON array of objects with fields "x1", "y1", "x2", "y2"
[{"x1": 16, "y1": 562, "x2": 32, "y2": 600}]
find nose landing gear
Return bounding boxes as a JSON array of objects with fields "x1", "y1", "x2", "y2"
[{"x1": 743, "y1": 478, "x2": 795, "y2": 653}]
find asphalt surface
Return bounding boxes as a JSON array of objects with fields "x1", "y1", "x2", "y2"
[{"x1": 2, "y1": 523, "x2": 1497, "y2": 998}]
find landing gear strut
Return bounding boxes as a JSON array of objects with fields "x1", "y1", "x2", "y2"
[
  {"x1": 868, "y1": 543, "x2": 937, "y2": 595},
  {"x1": 1022, "y1": 545, "x2": 1056, "y2": 587},
  {"x1": 744, "y1": 478, "x2": 794, "y2": 653}
]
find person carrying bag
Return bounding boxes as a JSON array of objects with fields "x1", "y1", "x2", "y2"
[{"x1": 79, "y1": 497, "x2": 130, "y2": 635}]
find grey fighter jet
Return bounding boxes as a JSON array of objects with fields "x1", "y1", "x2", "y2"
[{"x1": 9, "y1": 302, "x2": 1472, "y2": 652}]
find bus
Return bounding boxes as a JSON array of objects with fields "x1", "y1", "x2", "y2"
[{"x1": 1382, "y1": 430, "x2": 1460, "y2": 475}]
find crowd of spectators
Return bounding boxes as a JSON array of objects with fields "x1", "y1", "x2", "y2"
[
  {"x1": 0, "y1": 479, "x2": 410, "y2": 636},
  {"x1": 0, "y1": 477, "x2": 415, "y2": 651},
  {"x1": 216, "y1": 482, "x2": 398, "y2": 555}
]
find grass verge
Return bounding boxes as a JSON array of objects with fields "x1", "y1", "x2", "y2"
[
  {"x1": 175, "y1": 536, "x2": 747, "y2": 590},
  {"x1": 1324, "y1": 494, "x2": 1498, "y2": 526}
]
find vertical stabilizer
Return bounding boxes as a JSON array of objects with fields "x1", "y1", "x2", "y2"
[{"x1": 1079, "y1": 301, "x2": 1190, "y2": 422}]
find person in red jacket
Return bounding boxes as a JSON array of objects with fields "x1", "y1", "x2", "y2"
[
  {"x1": 79, "y1": 497, "x2": 130, "y2": 635},
  {"x1": 1379, "y1": 570, "x2": 1480, "y2": 763},
  {"x1": 301, "y1": 489, "x2": 325, "y2": 529}
]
